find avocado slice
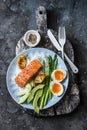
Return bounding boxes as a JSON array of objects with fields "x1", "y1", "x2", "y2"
[
  {"x1": 33, "y1": 89, "x2": 43, "y2": 114},
  {"x1": 27, "y1": 84, "x2": 44, "y2": 103},
  {"x1": 17, "y1": 83, "x2": 32, "y2": 96},
  {"x1": 18, "y1": 83, "x2": 32, "y2": 104},
  {"x1": 18, "y1": 92, "x2": 29, "y2": 104},
  {"x1": 17, "y1": 90, "x2": 27, "y2": 96}
]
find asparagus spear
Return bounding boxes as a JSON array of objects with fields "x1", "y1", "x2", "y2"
[
  {"x1": 54, "y1": 58, "x2": 58, "y2": 70},
  {"x1": 48, "y1": 90, "x2": 52, "y2": 100},
  {"x1": 44, "y1": 88, "x2": 50, "y2": 106},
  {"x1": 53, "y1": 54, "x2": 57, "y2": 63},
  {"x1": 40, "y1": 60, "x2": 47, "y2": 109},
  {"x1": 42, "y1": 60, "x2": 45, "y2": 74},
  {"x1": 40, "y1": 78, "x2": 49, "y2": 109},
  {"x1": 43, "y1": 56, "x2": 51, "y2": 106}
]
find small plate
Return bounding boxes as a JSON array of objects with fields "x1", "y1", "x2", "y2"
[{"x1": 6, "y1": 48, "x2": 69, "y2": 110}]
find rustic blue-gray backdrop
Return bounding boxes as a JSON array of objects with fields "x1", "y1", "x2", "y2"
[{"x1": 0, "y1": 0, "x2": 87, "y2": 130}]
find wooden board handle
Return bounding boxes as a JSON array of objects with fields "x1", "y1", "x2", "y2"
[{"x1": 36, "y1": 6, "x2": 47, "y2": 34}]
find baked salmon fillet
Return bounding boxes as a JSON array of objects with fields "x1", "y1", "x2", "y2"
[{"x1": 15, "y1": 59, "x2": 42, "y2": 88}]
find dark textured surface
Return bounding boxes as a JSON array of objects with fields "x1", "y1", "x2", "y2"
[{"x1": 0, "y1": 0, "x2": 87, "y2": 130}]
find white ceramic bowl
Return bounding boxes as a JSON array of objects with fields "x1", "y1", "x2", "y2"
[{"x1": 23, "y1": 30, "x2": 41, "y2": 47}]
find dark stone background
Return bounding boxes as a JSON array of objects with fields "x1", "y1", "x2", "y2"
[{"x1": 0, "y1": 0, "x2": 87, "y2": 130}]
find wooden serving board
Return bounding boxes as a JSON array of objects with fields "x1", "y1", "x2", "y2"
[{"x1": 15, "y1": 6, "x2": 80, "y2": 116}]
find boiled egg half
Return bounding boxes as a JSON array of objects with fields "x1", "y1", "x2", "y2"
[
  {"x1": 50, "y1": 81, "x2": 64, "y2": 96},
  {"x1": 51, "y1": 69, "x2": 66, "y2": 82}
]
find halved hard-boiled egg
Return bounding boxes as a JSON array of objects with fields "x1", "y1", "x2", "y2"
[
  {"x1": 51, "y1": 69, "x2": 66, "y2": 82},
  {"x1": 50, "y1": 81, "x2": 64, "y2": 96}
]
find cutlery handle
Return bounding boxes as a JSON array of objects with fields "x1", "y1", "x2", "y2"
[
  {"x1": 64, "y1": 53, "x2": 79, "y2": 74},
  {"x1": 61, "y1": 46, "x2": 64, "y2": 60}
]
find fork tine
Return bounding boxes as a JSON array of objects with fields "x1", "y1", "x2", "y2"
[{"x1": 63, "y1": 27, "x2": 66, "y2": 41}]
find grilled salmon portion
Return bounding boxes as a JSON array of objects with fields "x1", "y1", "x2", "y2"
[{"x1": 15, "y1": 59, "x2": 42, "y2": 88}]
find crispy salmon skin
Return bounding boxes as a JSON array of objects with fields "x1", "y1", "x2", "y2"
[{"x1": 15, "y1": 59, "x2": 42, "y2": 88}]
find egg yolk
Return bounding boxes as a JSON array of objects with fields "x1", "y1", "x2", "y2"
[
  {"x1": 54, "y1": 70, "x2": 64, "y2": 81},
  {"x1": 51, "y1": 83, "x2": 61, "y2": 94}
]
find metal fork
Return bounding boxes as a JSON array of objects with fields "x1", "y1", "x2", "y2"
[{"x1": 58, "y1": 26, "x2": 66, "y2": 60}]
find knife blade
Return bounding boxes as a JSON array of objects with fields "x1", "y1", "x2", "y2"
[{"x1": 47, "y1": 30, "x2": 62, "y2": 51}]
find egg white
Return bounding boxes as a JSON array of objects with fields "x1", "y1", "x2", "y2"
[
  {"x1": 51, "y1": 69, "x2": 66, "y2": 82},
  {"x1": 50, "y1": 81, "x2": 64, "y2": 96}
]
